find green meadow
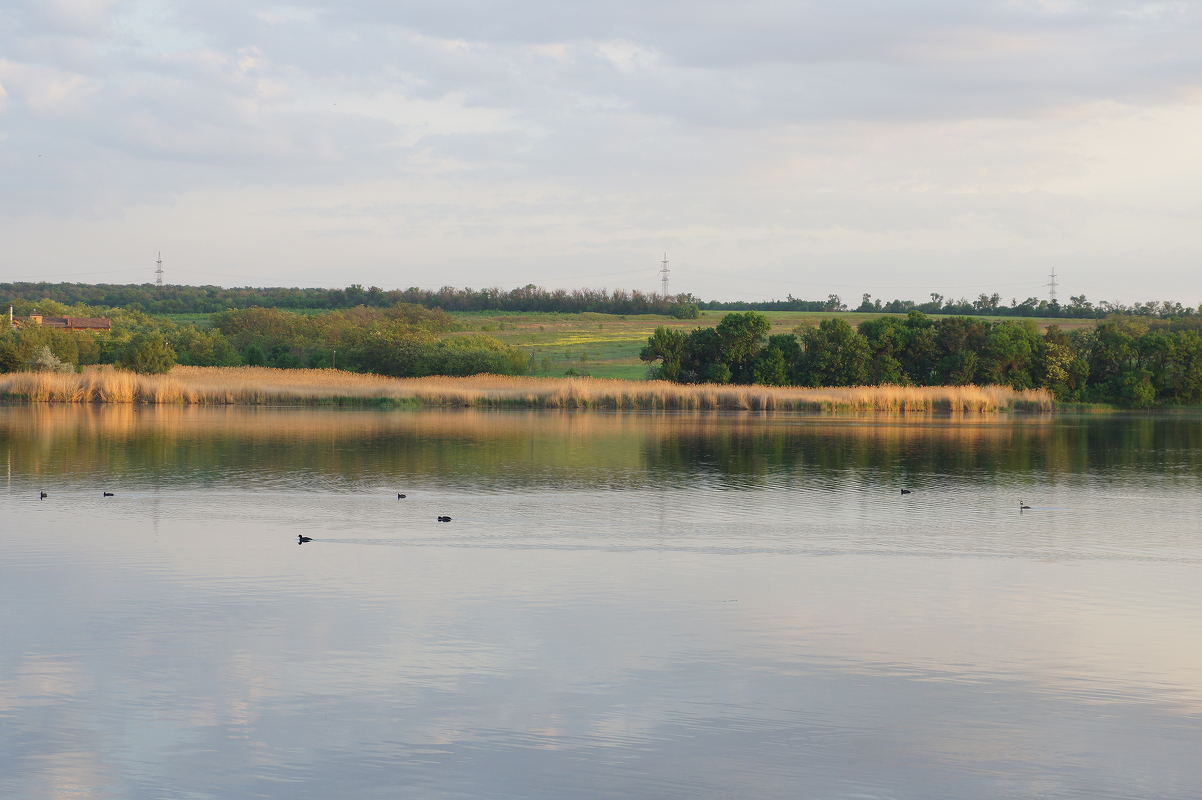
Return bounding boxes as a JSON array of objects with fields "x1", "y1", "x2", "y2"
[
  {"x1": 441, "y1": 310, "x2": 1094, "y2": 381},
  {"x1": 161, "y1": 308, "x2": 1093, "y2": 381}
]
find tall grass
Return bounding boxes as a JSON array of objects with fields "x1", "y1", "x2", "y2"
[{"x1": 0, "y1": 365, "x2": 1053, "y2": 411}]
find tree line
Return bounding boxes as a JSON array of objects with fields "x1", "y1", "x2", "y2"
[
  {"x1": 6, "y1": 280, "x2": 1198, "y2": 320},
  {"x1": 1, "y1": 282, "x2": 681, "y2": 316},
  {"x1": 699, "y1": 292, "x2": 1201, "y2": 320},
  {"x1": 641, "y1": 311, "x2": 1202, "y2": 407}
]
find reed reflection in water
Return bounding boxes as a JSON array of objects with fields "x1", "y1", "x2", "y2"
[{"x1": 1, "y1": 406, "x2": 1201, "y2": 799}]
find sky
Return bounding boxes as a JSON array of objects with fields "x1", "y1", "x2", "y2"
[{"x1": 1, "y1": 0, "x2": 1200, "y2": 306}]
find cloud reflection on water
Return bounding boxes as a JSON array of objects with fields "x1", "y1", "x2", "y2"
[{"x1": 2, "y1": 407, "x2": 1202, "y2": 798}]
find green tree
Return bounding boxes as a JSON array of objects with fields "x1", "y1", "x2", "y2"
[
  {"x1": 932, "y1": 316, "x2": 989, "y2": 385},
  {"x1": 1120, "y1": 368, "x2": 1156, "y2": 408},
  {"x1": 173, "y1": 327, "x2": 241, "y2": 367},
  {"x1": 1043, "y1": 325, "x2": 1089, "y2": 401},
  {"x1": 752, "y1": 348, "x2": 788, "y2": 386},
  {"x1": 981, "y1": 320, "x2": 1042, "y2": 389},
  {"x1": 798, "y1": 318, "x2": 871, "y2": 386},
  {"x1": 1164, "y1": 331, "x2": 1202, "y2": 404},
  {"x1": 679, "y1": 327, "x2": 725, "y2": 384},
  {"x1": 0, "y1": 336, "x2": 22, "y2": 373},
  {"x1": 268, "y1": 344, "x2": 303, "y2": 369},
  {"x1": 858, "y1": 316, "x2": 911, "y2": 385},
  {"x1": 116, "y1": 333, "x2": 176, "y2": 374},
  {"x1": 243, "y1": 343, "x2": 267, "y2": 366},
  {"x1": 714, "y1": 312, "x2": 771, "y2": 383},
  {"x1": 752, "y1": 333, "x2": 800, "y2": 386},
  {"x1": 1086, "y1": 317, "x2": 1146, "y2": 403},
  {"x1": 706, "y1": 362, "x2": 732, "y2": 384},
  {"x1": 17, "y1": 325, "x2": 81, "y2": 368},
  {"x1": 639, "y1": 326, "x2": 687, "y2": 381},
  {"x1": 942, "y1": 351, "x2": 981, "y2": 386}
]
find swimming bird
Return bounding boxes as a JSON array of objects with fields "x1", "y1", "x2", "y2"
[
  {"x1": 1020, "y1": 501, "x2": 1031, "y2": 510},
  {"x1": 103, "y1": 492, "x2": 114, "y2": 497},
  {"x1": 39, "y1": 492, "x2": 47, "y2": 499},
  {"x1": 900, "y1": 489, "x2": 912, "y2": 495},
  {"x1": 437, "y1": 516, "x2": 451, "y2": 522},
  {"x1": 398, "y1": 493, "x2": 406, "y2": 499},
  {"x1": 298, "y1": 535, "x2": 312, "y2": 543}
]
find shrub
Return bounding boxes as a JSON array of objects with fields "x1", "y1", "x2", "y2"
[
  {"x1": 27, "y1": 345, "x2": 75, "y2": 374},
  {"x1": 415, "y1": 335, "x2": 530, "y2": 377}
]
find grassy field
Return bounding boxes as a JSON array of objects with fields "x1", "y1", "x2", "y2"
[
  {"x1": 0, "y1": 366, "x2": 1053, "y2": 411},
  {"x1": 161, "y1": 308, "x2": 1095, "y2": 381},
  {"x1": 446, "y1": 309, "x2": 1095, "y2": 381}
]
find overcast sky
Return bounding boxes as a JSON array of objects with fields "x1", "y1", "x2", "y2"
[{"x1": 2, "y1": 0, "x2": 1200, "y2": 305}]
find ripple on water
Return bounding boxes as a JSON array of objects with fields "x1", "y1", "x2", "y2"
[{"x1": 4, "y1": 408, "x2": 1202, "y2": 799}]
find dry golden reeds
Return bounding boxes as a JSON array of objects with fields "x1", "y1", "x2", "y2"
[{"x1": 0, "y1": 365, "x2": 1053, "y2": 411}]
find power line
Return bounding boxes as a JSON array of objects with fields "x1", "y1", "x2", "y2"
[
  {"x1": 682, "y1": 266, "x2": 1047, "y2": 292},
  {"x1": 0, "y1": 268, "x2": 151, "y2": 281}
]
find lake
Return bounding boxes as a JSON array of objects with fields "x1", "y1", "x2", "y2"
[{"x1": 2, "y1": 406, "x2": 1201, "y2": 799}]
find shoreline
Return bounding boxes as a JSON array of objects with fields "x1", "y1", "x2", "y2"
[{"x1": 0, "y1": 365, "x2": 1053, "y2": 412}]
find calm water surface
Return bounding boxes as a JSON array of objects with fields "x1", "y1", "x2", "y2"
[{"x1": 2, "y1": 406, "x2": 1201, "y2": 799}]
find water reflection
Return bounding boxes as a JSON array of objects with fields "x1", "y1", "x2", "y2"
[
  {"x1": 5, "y1": 405, "x2": 1202, "y2": 492},
  {"x1": 2, "y1": 406, "x2": 1201, "y2": 799}
]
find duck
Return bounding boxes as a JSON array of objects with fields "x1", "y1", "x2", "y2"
[
  {"x1": 398, "y1": 493, "x2": 406, "y2": 499},
  {"x1": 103, "y1": 492, "x2": 114, "y2": 497},
  {"x1": 1020, "y1": 501, "x2": 1031, "y2": 511},
  {"x1": 39, "y1": 492, "x2": 47, "y2": 499},
  {"x1": 437, "y1": 516, "x2": 451, "y2": 522},
  {"x1": 298, "y1": 535, "x2": 313, "y2": 543},
  {"x1": 900, "y1": 489, "x2": 912, "y2": 495}
]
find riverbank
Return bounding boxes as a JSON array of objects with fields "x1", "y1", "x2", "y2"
[{"x1": 0, "y1": 366, "x2": 1053, "y2": 411}]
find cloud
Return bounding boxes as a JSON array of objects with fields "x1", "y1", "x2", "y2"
[
  {"x1": 0, "y1": 59, "x2": 100, "y2": 121},
  {"x1": 0, "y1": 0, "x2": 1201, "y2": 301},
  {"x1": 6, "y1": 0, "x2": 127, "y2": 37}
]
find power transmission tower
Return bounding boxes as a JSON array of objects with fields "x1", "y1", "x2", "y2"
[
  {"x1": 659, "y1": 253, "x2": 670, "y2": 299},
  {"x1": 1047, "y1": 266, "x2": 1058, "y2": 305},
  {"x1": 155, "y1": 252, "x2": 164, "y2": 291}
]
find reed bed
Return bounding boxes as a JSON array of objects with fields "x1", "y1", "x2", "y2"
[{"x1": 0, "y1": 366, "x2": 1053, "y2": 412}]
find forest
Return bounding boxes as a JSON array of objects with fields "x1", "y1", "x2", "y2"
[{"x1": 640, "y1": 311, "x2": 1202, "y2": 407}]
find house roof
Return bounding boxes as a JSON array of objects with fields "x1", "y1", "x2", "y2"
[{"x1": 15, "y1": 315, "x2": 112, "y2": 330}]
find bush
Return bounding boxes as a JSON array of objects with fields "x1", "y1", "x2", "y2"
[
  {"x1": 27, "y1": 345, "x2": 75, "y2": 374},
  {"x1": 414, "y1": 335, "x2": 530, "y2": 377}
]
